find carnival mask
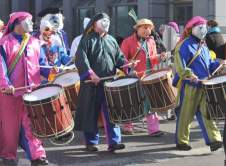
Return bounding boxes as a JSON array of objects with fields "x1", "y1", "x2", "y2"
[
  {"x1": 192, "y1": 24, "x2": 207, "y2": 40},
  {"x1": 21, "y1": 18, "x2": 33, "y2": 32},
  {"x1": 42, "y1": 13, "x2": 64, "y2": 31},
  {"x1": 96, "y1": 18, "x2": 110, "y2": 33}
]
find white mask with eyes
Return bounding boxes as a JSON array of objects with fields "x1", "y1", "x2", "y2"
[
  {"x1": 192, "y1": 24, "x2": 207, "y2": 40},
  {"x1": 96, "y1": 18, "x2": 110, "y2": 33},
  {"x1": 21, "y1": 18, "x2": 33, "y2": 32}
]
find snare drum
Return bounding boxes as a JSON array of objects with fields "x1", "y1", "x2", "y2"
[
  {"x1": 23, "y1": 84, "x2": 74, "y2": 138},
  {"x1": 53, "y1": 70, "x2": 80, "y2": 111},
  {"x1": 141, "y1": 69, "x2": 177, "y2": 112},
  {"x1": 202, "y1": 75, "x2": 226, "y2": 120},
  {"x1": 104, "y1": 77, "x2": 145, "y2": 123}
]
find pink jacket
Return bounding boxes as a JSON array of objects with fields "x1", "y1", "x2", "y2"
[
  {"x1": 0, "y1": 33, "x2": 41, "y2": 96},
  {"x1": 121, "y1": 33, "x2": 159, "y2": 77}
]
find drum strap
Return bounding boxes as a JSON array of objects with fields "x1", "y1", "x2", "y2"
[{"x1": 8, "y1": 33, "x2": 30, "y2": 76}]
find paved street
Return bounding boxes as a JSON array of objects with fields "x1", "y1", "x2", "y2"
[{"x1": 15, "y1": 119, "x2": 225, "y2": 166}]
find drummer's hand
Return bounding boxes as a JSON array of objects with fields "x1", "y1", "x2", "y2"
[
  {"x1": 128, "y1": 70, "x2": 137, "y2": 77},
  {"x1": 128, "y1": 60, "x2": 139, "y2": 68},
  {"x1": 160, "y1": 52, "x2": 167, "y2": 62},
  {"x1": 220, "y1": 59, "x2": 226, "y2": 65},
  {"x1": 90, "y1": 72, "x2": 100, "y2": 85},
  {"x1": 51, "y1": 66, "x2": 59, "y2": 74},
  {"x1": 189, "y1": 74, "x2": 199, "y2": 83},
  {"x1": 0, "y1": 85, "x2": 15, "y2": 95}
]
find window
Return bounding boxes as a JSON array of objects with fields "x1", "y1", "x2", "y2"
[
  {"x1": 111, "y1": 5, "x2": 137, "y2": 38},
  {"x1": 174, "y1": 3, "x2": 192, "y2": 26}
]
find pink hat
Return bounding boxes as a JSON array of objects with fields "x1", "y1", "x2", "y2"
[
  {"x1": 168, "y1": 21, "x2": 179, "y2": 33},
  {"x1": 3, "y1": 11, "x2": 32, "y2": 36},
  {"x1": 179, "y1": 16, "x2": 207, "y2": 42}
]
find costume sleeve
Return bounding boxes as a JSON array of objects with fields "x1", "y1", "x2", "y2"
[
  {"x1": 174, "y1": 42, "x2": 194, "y2": 79},
  {"x1": 70, "y1": 36, "x2": 81, "y2": 58},
  {"x1": 75, "y1": 38, "x2": 92, "y2": 80},
  {"x1": 0, "y1": 46, "x2": 11, "y2": 88},
  {"x1": 59, "y1": 47, "x2": 71, "y2": 65},
  {"x1": 121, "y1": 39, "x2": 130, "y2": 60},
  {"x1": 39, "y1": 47, "x2": 50, "y2": 79}
]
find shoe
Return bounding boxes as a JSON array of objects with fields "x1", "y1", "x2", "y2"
[
  {"x1": 1, "y1": 159, "x2": 17, "y2": 166},
  {"x1": 122, "y1": 130, "x2": 134, "y2": 135},
  {"x1": 149, "y1": 131, "x2": 164, "y2": 137},
  {"x1": 108, "y1": 143, "x2": 125, "y2": 152},
  {"x1": 209, "y1": 141, "x2": 222, "y2": 152},
  {"x1": 86, "y1": 145, "x2": 98, "y2": 152},
  {"x1": 31, "y1": 157, "x2": 49, "y2": 166},
  {"x1": 167, "y1": 115, "x2": 176, "y2": 121},
  {"x1": 176, "y1": 144, "x2": 192, "y2": 151}
]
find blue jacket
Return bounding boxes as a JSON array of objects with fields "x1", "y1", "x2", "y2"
[{"x1": 173, "y1": 35, "x2": 220, "y2": 87}]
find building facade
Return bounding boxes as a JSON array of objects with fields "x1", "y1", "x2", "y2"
[{"x1": 0, "y1": 0, "x2": 226, "y2": 43}]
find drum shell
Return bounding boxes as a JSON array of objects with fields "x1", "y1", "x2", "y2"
[
  {"x1": 141, "y1": 69, "x2": 177, "y2": 112},
  {"x1": 104, "y1": 77, "x2": 145, "y2": 123},
  {"x1": 53, "y1": 70, "x2": 80, "y2": 112},
  {"x1": 23, "y1": 84, "x2": 74, "y2": 138},
  {"x1": 202, "y1": 78, "x2": 226, "y2": 120}
]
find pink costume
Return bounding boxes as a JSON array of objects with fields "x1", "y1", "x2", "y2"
[
  {"x1": 0, "y1": 12, "x2": 46, "y2": 160},
  {"x1": 120, "y1": 33, "x2": 161, "y2": 135}
]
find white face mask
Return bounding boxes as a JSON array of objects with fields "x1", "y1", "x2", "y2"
[
  {"x1": 192, "y1": 24, "x2": 207, "y2": 40},
  {"x1": 21, "y1": 18, "x2": 33, "y2": 32},
  {"x1": 96, "y1": 18, "x2": 110, "y2": 33},
  {"x1": 49, "y1": 14, "x2": 64, "y2": 31}
]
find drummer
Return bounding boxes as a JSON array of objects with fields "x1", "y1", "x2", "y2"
[
  {"x1": 75, "y1": 13, "x2": 126, "y2": 152},
  {"x1": 173, "y1": 16, "x2": 225, "y2": 151},
  {"x1": 0, "y1": 12, "x2": 48, "y2": 165},
  {"x1": 38, "y1": 20, "x2": 71, "y2": 83},
  {"x1": 120, "y1": 18, "x2": 167, "y2": 136}
]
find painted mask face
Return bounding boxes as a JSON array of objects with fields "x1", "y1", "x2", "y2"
[
  {"x1": 96, "y1": 18, "x2": 110, "y2": 33},
  {"x1": 21, "y1": 18, "x2": 33, "y2": 32},
  {"x1": 42, "y1": 27, "x2": 54, "y2": 42},
  {"x1": 192, "y1": 24, "x2": 207, "y2": 40},
  {"x1": 43, "y1": 13, "x2": 64, "y2": 31}
]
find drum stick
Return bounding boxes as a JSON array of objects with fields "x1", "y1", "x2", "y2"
[
  {"x1": 120, "y1": 60, "x2": 140, "y2": 68},
  {"x1": 38, "y1": 65, "x2": 75, "y2": 70},
  {"x1": 14, "y1": 85, "x2": 35, "y2": 91},
  {"x1": 84, "y1": 75, "x2": 117, "y2": 83},
  {"x1": 212, "y1": 64, "x2": 223, "y2": 76}
]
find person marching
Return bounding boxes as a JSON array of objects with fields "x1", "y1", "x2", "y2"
[
  {"x1": 34, "y1": 7, "x2": 70, "y2": 56},
  {"x1": 173, "y1": 16, "x2": 223, "y2": 151},
  {"x1": 38, "y1": 20, "x2": 71, "y2": 83},
  {"x1": 120, "y1": 18, "x2": 167, "y2": 136},
  {"x1": 0, "y1": 12, "x2": 48, "y2": 165},
  {"x1": 75, "y1": 13, "x2": 126, "y2": 152}
]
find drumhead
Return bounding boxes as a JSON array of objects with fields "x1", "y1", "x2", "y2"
[
  {"x1": 203, "y1": 75, "x2": 226, "y2": 85},
  {"x1": 105, "y1": 78, "x2": 138, "y2": 87},
  {"x1": 54, "y1": 72, "x2": 80, "y2": 86},
  {"x1": 143, "y1": 70, "x2": 169, "y2": 81},
  {"x1": 23, "y1": 86, "x2": 62, "y2": 101}
]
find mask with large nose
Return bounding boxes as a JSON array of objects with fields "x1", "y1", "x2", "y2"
[
  {"x1": 192, "y1": 24, "x2": 207, "y2": 40},
  {"x1": 95, "y1": 18, "x2": 110, "y2": 33}
]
